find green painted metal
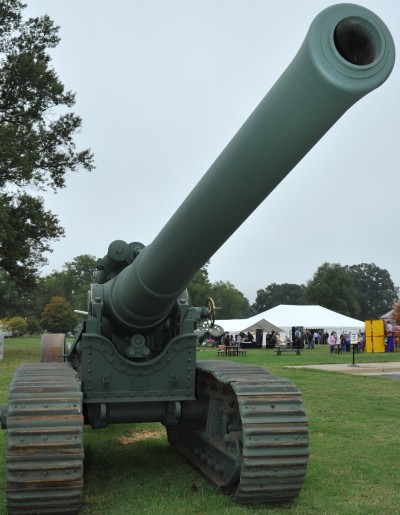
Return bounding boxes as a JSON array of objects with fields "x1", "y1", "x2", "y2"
[
  {"x1": 79, "y1": 333, "x2": 197, "y2": 405},
  {"x1": 169, "y1": 361, "x2": 309, "y2": 503}
]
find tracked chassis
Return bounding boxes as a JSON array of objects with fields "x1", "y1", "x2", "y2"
[
  {"x1": 168, "y1": 360, "x2": 310, "y2": 504},
  {"x1": 4, "y1": 363, "x2": 84, "y2": 514},
  {"x1": 3, "y1": 359, "x2": 308, "y2": 513}
]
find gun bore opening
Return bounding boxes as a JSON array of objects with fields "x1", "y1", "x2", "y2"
[{"x1": 334, "y1": 18, "x2": 377, "y2": 65}]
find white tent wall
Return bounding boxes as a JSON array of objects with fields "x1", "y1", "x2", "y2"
[{"x1": 216, "y1": 305, "x2": 364, "y2": 343}]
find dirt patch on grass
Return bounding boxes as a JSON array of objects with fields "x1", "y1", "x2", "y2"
[{"x1": 115, "y1": 428, "x2": 165, "y2": 445}]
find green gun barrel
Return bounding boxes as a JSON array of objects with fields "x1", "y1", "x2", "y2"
[{"x1": 103, "y1": 4, "x2": 395, "y2": 332}]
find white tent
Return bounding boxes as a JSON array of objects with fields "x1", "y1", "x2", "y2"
[
  {"x1": 216, "y1": 304, "x2": 364, "y2": 343},
  {"x1": 216, "y1": 316, "x2": 283, "y2": 335},
  {"x1": 216, "y1": 313, "x2": 282, "y2": 334},
  {"x1": 249, "y1": 305, "x2": 364, "y2": 339},
  {"x1": 378, "y1": 310, "x2": 394, "y2": 320},
  {"x1": 214, "y1": 316, "x2": 283, "y2": 347},
  {"x1": 242, "y1": 318, "x2": 284, "y2": 334}
]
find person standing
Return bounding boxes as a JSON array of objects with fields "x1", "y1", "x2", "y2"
[
  {"x1": 307, "y1": 331, "x2": 313, "y2": 350},
  {"x1": 235, "y1": 333, "x2": 242, "y2": 348},
  {"x1": 329, "y1": 331, "x2": 336, "y2": 353},
  {"x1": 386, "y1": 322, "x2": 394, "y2": 352},
  {"x1": 340, "y1": 333, "x2": 346, "y2": 353}
]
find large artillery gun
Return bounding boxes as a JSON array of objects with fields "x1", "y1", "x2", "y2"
[{"x1": 1, "y1": 4, "x2": 395, "y2": 513}]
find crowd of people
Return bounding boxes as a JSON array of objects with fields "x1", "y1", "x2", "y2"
[
  {"x1": 327, "y1": 330, "x2": 366, "y2": 353},
  {"x1": 218, "y1": 331, "x2": 255, "y2": 347},
  {"x1": 199, "y1": 331, "x2": 257, "y2": 348},
  {"x1": 200, "y1": 325, "x2": 398, "y2": 353},
  {"x1": 284, "y1": 328, "x2": 367, "y2": 352}
]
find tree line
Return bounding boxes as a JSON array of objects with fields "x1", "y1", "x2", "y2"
[
  {"x1": 190, "y1": 261, "x2": 399, "y2": 321},
  {"x1": 1, "y1": 257, "x2": 398, "y2": 335},
  {"x1": 0, "y1": 254, "x2": 97, "y2": 334},
  {"x1": 252, "y1": 262, "x2": 399, "y2": 321}
]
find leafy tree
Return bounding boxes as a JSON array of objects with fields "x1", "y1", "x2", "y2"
[
  {"x1": 0, "y1": 0, "x2": 94, "y2": 288},
  {"x1": 25, "y1": 315, "x2": 41, "y2": 335},
  {"x1": 34, "y1": 254, "x2": 97, "y2": 319},
  {"x1": 391, "y1": 300, "x2": 400, "y2": 324},
  {"x1": 0, "y1": 268, "x2": 22, "y2": 317},
  {"x1": 211, "y1": 281, "x2": 252, "y2": 319},
  {"x1": 30, "y1": 270, "x2": 69, "y2": 322},
  {"x1": 187, "y1": 264, "x2": 251, "y2": 318},
  {"x1": 0, "y1": 195, "x2": 64, "y2": 290},
  {"x1": 187, "y1": 264, "x2": 213, "y2": 307},
  {"x1": 305, "y1": 262, "x2": 360, "y2": 318},
  {"x1": 345, "y1": 263, "x2": 398, "y2": 320},
  {"x1": 63, "y1": 254, "x2": 97, "y2": 310},
  {"x1": 40, "y1": 295, "x2": 76, "y2": 333},
  {"x1": 2, "y1": 315, "x2": 27, "y2": 335},
  {"x1": 252, "y1": 283, "x2": 306, "y2": 314},
  {"x1": 0, "y1": 268, "x2": 35, "y2": 318}
]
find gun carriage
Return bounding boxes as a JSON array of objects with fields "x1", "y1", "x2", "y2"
[{"x1": 1, "y1": 4, "x2": 395, "y2": 513}]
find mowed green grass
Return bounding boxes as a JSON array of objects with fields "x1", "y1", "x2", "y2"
[{"x1": 1, "y1": 338, "x2": 400, "y2": 514}]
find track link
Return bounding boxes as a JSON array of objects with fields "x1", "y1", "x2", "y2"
[
  {"x1": 168, "y1": 360, "x2": 309, "y2": 504},
  {"x1": 5, "y1": 362, "x2": 84, "y2": 514}
]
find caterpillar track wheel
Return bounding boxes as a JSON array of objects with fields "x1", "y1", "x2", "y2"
[
  {"x1": 167, "y1": 360, "x2": 309, "y2": 504},
  {"x1": 3, "y1": 363, "x2": 84, "y2": 514},
  {"x1": 40, "y1": 333, "x2": 66, "y2": 363}
]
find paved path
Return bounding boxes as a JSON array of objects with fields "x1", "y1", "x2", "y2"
[{"x1": 288, "y1": 362, "x2": 400, "y2": 378}]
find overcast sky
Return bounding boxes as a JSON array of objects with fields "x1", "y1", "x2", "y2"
[{"x1": 25, "y1": 0, "x2": 399, "y2": 304}]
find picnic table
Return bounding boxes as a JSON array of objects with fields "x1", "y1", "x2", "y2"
[
  {"x1": 217, "y1": 346, "x2": 247, "y2": 357},
  {"x1": 275, "y1": 345, "x2": 301, "y2": 356}
]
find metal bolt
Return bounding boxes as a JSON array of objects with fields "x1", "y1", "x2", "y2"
[{"x1": 215, "y1": 462, "x2": 224, "y2": 473}]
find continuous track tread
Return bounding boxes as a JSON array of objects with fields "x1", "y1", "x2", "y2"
[
  {"x1": 5, "y1": 363, "x2": 84, "y2": 514},
  {"x1": 170, "y1": 360, "x2": 309, "y2": 505}
]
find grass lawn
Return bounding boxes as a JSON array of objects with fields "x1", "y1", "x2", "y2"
[{"x1": 1, "y1": 338, "x2": 400, "y2": 514}]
